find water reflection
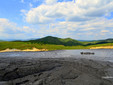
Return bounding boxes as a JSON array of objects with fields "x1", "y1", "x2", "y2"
[{"x1": 0, "y1": 49, "x2": 113, "y2": 62}]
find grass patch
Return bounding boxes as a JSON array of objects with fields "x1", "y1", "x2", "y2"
[
  {"x1": 0, "y1": 41, "x2": 88, "y2": 51},
  {"x1": 0, "y1": 41, "x2": 113, "y2": 51}
]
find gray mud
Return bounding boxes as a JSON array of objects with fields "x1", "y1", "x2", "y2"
[{"x1": 0, "y1": 57, "x2": 113, "y2": 85}]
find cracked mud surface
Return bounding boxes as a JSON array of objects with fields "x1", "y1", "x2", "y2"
[{"x1": 0, "y1": 58, "x2": 113, "y2": 85}]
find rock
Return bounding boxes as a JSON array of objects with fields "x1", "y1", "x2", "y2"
[{"x1": 0, "y1": 58, "x2": 113, "y2": 85}]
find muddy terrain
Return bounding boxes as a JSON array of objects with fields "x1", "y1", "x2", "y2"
[{"x1": 0, "y1": 57, "x2": 113, "y2": 85}]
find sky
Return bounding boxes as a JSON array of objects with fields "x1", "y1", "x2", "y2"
[{"x1": 0, "y1": 0, "x2": 113, "y2": 40}]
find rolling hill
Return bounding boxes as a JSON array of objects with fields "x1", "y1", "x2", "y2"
[
  {"x1": 0, "y1": 40, "x2": 4, "y2": 42},
  {"x1": 85, "y1": 38, "x2": 113, "y2": 45},
  {"x1": 1, "y1": 36, "x2": 113, "y2": 51},
  {"x1": 28, "y1": 36, "x2": 83, "y2": 46},
  {"x1": 96, "y1": 38, "x2": 113, "y2": 44}
]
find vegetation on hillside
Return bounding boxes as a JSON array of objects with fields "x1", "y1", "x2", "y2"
[
  {"x1": 84, "y1": 38, "x2": 113, "y2": 46},
  {"x1": 28, "y1": 36, "x2": 83, "y2": 46},
  {"x1": 0, "y1": 36, "x2": 113, "y2": 51},
  {"x1": 0, "y1": 40, "x2": 4, "y2": 42},
  {"x1": 0, "y1": 41, "x2": 87, "y2": 51}
]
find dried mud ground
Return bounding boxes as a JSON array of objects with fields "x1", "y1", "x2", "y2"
[{"x1": 0, "y1": 57, "x2": 113, "y2": 85}]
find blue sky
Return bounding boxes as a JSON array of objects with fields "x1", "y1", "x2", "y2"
[{"x1": 0, "y1": 0, "x2": 113, "y2": 40}]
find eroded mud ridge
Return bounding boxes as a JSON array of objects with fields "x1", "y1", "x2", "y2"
[{"x1": 0, "y1": 58, "x2": 113, "y2": 85}]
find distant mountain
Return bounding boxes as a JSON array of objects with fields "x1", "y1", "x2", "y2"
[
  {"x1": 84, "y1": 38, "x2": 113, "y2": 46},
  {"x1": 78, "y1": 40, "x2": 95, "y2": 42},
  {"x1": 0, "y1": 40, "x2": 4, "y2": 42},
  {"x1": 6, "y1": 36, "x2": 113, "y2": 46},
  {"x1": 28, "y1": 36, "x2": 83, "y2": 46},
  {"x1": 96, "y1": 38, "x2": 113, "y2": 44}
]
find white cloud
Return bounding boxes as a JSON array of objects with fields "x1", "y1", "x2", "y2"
[
  {"x1": 101, "y1": 30, "x2": 109, "y2": 33},
  {"x1": 25, "y1": 0, "x2": 113, "y2": 24},
  {"x1": 0, "y1": 18, "x2": 36, "y2": 39},
  {"x1": 0, "y1": 18, "x2": 18, "y2": 32},
  {"x1": 47, "y1": 18, "x2": 113, "y2": 39},
  {"x1": 1, "y1": 17, "x2": 113, "y2": 40},
  {"x1": 21, "y1": 0, "x2": 24, "y2": 3},
  {"x1": 29, "y1": 3, "x2": 33, "y2": 8},
  {"x1": 0, "y1": 18, "x2": 68, "y2": 39},
  {"x1": 76, "y1": 0, "x2": 112, "y2": 8},
  {"x1": 20, "y1": 9, "x2": 27, "y2": 17},
  {"x1": 26, "y1": 5, "x2": 53, "y2": 24},
  {"x1": 80, "y1": 28, "x2": 95, "y2": 31},
  {"x1": 45, "y1": 0, "x2": 57, "y2": 5},
  {"x1": 2, "y1": 0, "x2": 113, "y2": 40}
]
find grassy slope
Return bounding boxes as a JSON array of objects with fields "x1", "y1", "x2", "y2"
[
  {"x1": 0, "y1": 41, "x2": 113, "y2": 51},
  {"x1": 0, "y1": 41, "x2": 87, "y2": 51},
  {"x1": 0, "y1": 37, "x2": 113, "y2": 51},
  {"x1": 83, "y1": 38, "x2": 113, "y2": 46},
  {"x1": 28, "y1": 36, "x2": 83, "y2": 46},
  {"x1": 0, "y1": 40, "x2": 4, "y2": 42}
]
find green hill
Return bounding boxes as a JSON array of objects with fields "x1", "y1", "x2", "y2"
[
  {"x1": 96, "y1": 38, "x2": 113, "y2": 44},
  {"x1": 1, "y1": 37, "x2": 113, "y2": 51},
  {"x1": 85, "y1": 38, "x2": 113, "y2": 45},
  {"x1": 0, "y1": 40, "x2": 4, "y2": 42},
  {"x1": 83, "y1": 38, "x2": 113, "y2": 46},
  {"x1": 28, "y1": 36, "x2": 83, "y2": 46}
]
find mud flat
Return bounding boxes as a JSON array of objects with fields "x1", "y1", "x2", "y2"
[{"x1": 0, "y1": 57, "x2": 113, "y2": 85}]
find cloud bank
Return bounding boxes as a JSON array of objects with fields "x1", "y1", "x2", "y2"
[
  {"x1": 26, "y1": 0, "x2": 113, "y2": 24},
  {"x1": 21, "y1": 0, "x2": 113, "y2": 40},
  {"x1": 0, "y1": 18, "x2": 38, "y2": 40},
  {"x1": 1, "y1": 0, "x2": 113, "y2": 40}
]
